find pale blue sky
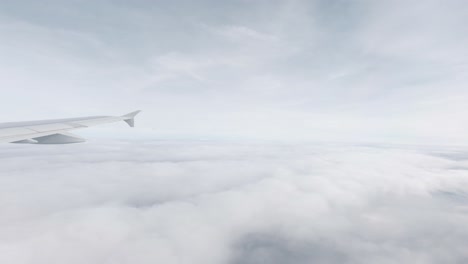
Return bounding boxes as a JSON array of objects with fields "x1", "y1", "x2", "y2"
[{"x1": 1, "y1": 0, "x2": 468, "y2": 144}]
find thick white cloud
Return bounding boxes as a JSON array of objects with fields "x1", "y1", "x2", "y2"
[{"x1": 1, "y1": 141, "x2": 468, "y2": 263}]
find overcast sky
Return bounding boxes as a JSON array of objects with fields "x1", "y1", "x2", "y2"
[
  {"x1": 1, "y1": 0, "x2": 468, "y2": 144},
  {"x1": 3, "y1": 2, "x2": 468, "y2": 263}
]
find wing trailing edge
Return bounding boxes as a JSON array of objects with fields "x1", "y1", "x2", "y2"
[{"x1": 13, "y1": 132, "x2": 86, "y2": 144}]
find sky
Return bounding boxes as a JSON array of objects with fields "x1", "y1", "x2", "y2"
[{"x1": 0, "y1": 0, "x2": 468, "y2": 144}]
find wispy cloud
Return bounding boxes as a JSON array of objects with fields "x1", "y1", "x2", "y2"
[{"x1": 1, "y1": 0, "x2": 468, "y2": 143}]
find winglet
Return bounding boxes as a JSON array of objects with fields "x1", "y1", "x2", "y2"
[{"x1": 122, "y1": 110, "x2": 141, "y2": 127}]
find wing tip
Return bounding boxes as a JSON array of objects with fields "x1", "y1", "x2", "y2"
[
  {"x1": 122, "y1": 110, "x2": 142, "y2": 119},
  {"x1": 122, "y1": 110, "x2": 142, "y2": 127}
]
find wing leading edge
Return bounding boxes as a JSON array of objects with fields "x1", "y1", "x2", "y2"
[{"x1": 0, "y1": 111, "x2": 141, "y2": 144}]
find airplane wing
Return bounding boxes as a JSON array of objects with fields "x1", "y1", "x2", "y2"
[{"x1": 0, "y1": 111, "x2": 141, "y2": 144}]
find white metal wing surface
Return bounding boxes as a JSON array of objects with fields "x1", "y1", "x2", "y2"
[{"x1": 0, "y1": 111, "x2": 141, "y2": 144}]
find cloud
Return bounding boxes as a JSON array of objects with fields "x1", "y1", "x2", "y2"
[
  {"x1": 209, "y1": 24, "x2": 280, "y2": 43},
  {"x1": 1, "y1": 141, "x2": 468, "y2": 263}
]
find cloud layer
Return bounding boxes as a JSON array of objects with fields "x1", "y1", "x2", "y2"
[{"x1": 1, "y1": 141, "x2": 468, "y2": 263}]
